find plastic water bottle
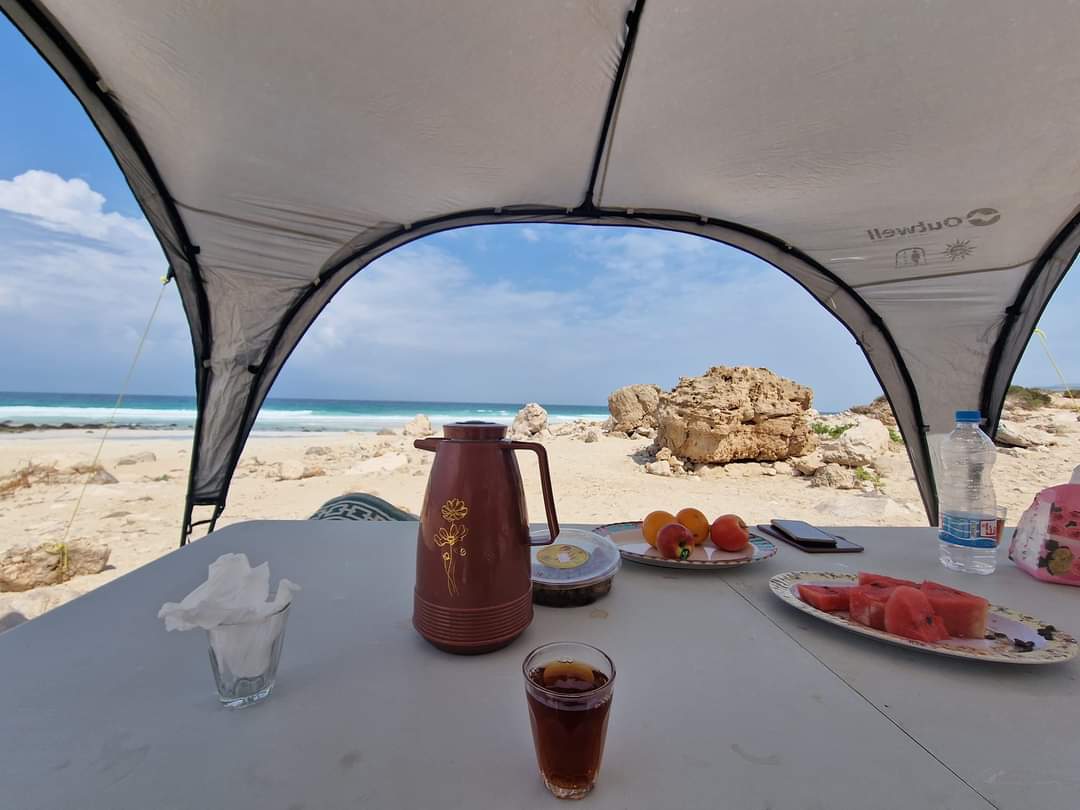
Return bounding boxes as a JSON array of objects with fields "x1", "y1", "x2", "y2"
[{"x1": 938, "y1": 410, "x2": 1000, "y2": 574}]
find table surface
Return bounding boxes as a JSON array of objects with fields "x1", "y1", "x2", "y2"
[{"x1": 2, "y1": 521, "x2": 1078, "y2": 810}]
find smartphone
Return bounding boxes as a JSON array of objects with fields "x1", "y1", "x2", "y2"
[
  {"x1": 755, "y1": 521, "x2": 864, "y2": 554},
  {"x1": 771, "y1": 519, "x2": 838, "y2": 547}
]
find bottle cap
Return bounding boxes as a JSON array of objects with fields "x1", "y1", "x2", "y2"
[{"x1": 955, "y1": 410, "x2": 982, "y2": 423}]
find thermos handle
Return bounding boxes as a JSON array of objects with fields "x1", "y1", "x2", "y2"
[
  {"x1": 508, "y1": 441, "x2": 560, "y2": 545},
  {"x1": 413, "y1": 438, "x2": 442, "y2": 451}
]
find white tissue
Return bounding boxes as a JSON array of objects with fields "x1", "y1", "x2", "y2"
[{"x1": 158, "y1": 553, "x2": 299, "y2": 632}]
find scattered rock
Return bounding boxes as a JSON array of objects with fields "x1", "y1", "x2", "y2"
[
  {"x1": 850, "y1": 396, "x2": 897, "y2": 427},
  {"x1": 305, "y1": 446, "x2": 332, "y2": 456},
  {"x1": 821, "y1": 417, "x2": 890, "y2": 467},
  {"x1": 116, "y1": 452, "x2": 156, "y2": 466},
  {"x1": 583, "y1": 429, "x2": 601, "y2": 443},
  {"x1": 632, "y1": 426, "x2": 656, "y2": 439},
  {"x1": 608, "y1": 431, "x2": 629, "y2": 439},
  {"x1": 376, "y1": 427, "x2": 398, "y2": 436},
  {"x1": 88, "y1": 468, "x2": 118, "y2": 485},
  {"x1": 300, "y1": 466, "x2": 326, "y2": 479},
  {"x1": 607, "y1": 384, "x2": 661, "y2": 433},
  {"x1": 645, "y1": 460, "x2": 673, "y2": 477},
  {"x1": 811, "y1": 463, "x2": 858, "y2": 489},
  {"x1": 275, "y1": 460, "x2": 306, "y2": 481},
  {"x1": 0, "y1": 540, "x2": 111, "y2": 592},
  {"x1": 103, "y1": 510, "x2": 132, "y2": 519},
  {"x1": 511, "y1": 403, "x2": 549, "y2": 438},
  {"x1": 773, "y1": 461, "x2": 793, "y2": 476},
  {"x1": 402, "y1": 414, "x2": 434, "y2": 437},
  {"x1": 793, "y1": 451, "x2": 826, "y2": 476},
  {"x1": 655, "y1": 366, "x2": 816, "y2": 464},
  {"x1": 995, "y1": 421, "x2": 1055, "y2": 449}
]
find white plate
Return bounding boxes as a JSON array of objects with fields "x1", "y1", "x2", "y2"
[
  {"x1": 769, "y1": 571, "x2": 1079, "y2": 664},
  {"x1": 593, "y1": 522, "x2": 776, "y2": 570}
]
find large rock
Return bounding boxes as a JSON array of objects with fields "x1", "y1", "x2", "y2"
[
  {"x1": 0, "y1": 540, "x2": 111, "y2": 592},
  {"x1": 655, "y1": 366, "x2": 816, "y2": 463},
  {"x1": 402, "y1": 414, "x2": 434, "y2": 437},
  {"x1": 995, "y1": 420, "x2": 1055, "y2": 448},
  {"x1": 607, "y1": 384, "x2": 661, "y2": 433},
  {"x1": 511, "y1": 403, "x2": 548, "y2": 438},
  {"x1": 850, "y1": 395, "x2": 896, "y2": 427},
  {"x1": 820, "y1": 417, "x2": 890, "y2": 467},
  {"x1": 811, "y1": 463, "x2": 858, "y2": 489}
]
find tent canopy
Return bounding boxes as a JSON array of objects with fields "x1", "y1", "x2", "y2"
[{"x1": 5, "y1": 0, "x2": 1079, "y2": 540}]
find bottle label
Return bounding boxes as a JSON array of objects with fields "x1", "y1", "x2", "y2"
[{"x1": 940, "y1": 512, "x2": 1001, "y2": 549}]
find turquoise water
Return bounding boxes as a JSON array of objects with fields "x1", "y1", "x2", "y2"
[{"x1": 0, "y1": 392, "x2": 608, "y2": 432}]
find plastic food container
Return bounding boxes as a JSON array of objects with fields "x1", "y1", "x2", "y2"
[{"x1": 530, "y1": 528, "x2": 621, "y2": 607}]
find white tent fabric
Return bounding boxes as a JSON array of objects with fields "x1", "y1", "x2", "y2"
[{"x1": 5, "y1": 0, "x2": 1079, "y2": 541}]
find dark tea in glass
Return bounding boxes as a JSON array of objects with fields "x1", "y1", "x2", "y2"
[{"x1": 523, "y1": 642, "x2": 615, "y2": 800}]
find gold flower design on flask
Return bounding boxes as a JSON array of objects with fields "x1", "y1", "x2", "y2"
[{"x1": 435, "y1": 499, "x2": 469, "y2": 596}]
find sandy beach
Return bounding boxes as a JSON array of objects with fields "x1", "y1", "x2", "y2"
[{"x1": 2, "y1": 394, "x2": 1078, "y2": 627}]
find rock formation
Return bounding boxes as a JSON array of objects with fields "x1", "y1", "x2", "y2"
[
  {"x1": 607, "y1": 384, "x2": 661, "y2": 434},
  {"x1": 850, "y1": 395, "x2": 896, "y2": 427},
  {"x1": 0, "y1": 540, "x2": 111, "y2": 592},
  {"x1": 820, "y1": 417, "x2": 890, "y2": 468},
  {"x1": 403, "y1": 414, "x2": 434, "y2": 437},
  {"x1": 655, "y1": 367, "x2": 816, "y2": 463},
  {"x1": 511, "y1": 403, "x2": 549, "y2": 439}
]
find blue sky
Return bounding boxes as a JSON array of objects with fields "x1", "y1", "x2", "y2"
[{"x1": 1, "y1": 17, "x2": 1077, "y2": 413}]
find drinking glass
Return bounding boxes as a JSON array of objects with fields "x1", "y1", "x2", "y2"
[
  {"x1": 523, "y1": 641, "x2": 615, "y2": 800},
  {"x1": 207, "y1": 602, "x2": 291, "y2": 708}
]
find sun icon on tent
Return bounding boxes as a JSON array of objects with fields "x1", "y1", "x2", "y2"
[{"x1": 944, "y1": 240, "x2": 975, "y2": 261}]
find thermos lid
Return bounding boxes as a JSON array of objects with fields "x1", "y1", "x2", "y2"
[
  {"x1": 443, "y1": 421, "x2": 507, "y2": 440},
  {"x1": 530, "y1": 528, "x2": 621, "y2": 590}
]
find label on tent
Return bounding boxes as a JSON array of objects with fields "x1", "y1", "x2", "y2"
[{"x1": 939, "y1": 513, "x2": 1002, "y2": 549}]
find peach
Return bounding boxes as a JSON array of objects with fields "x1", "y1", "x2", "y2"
[
  {"x1": 656, "y1": 523, "x2": 694, "y2": 560},
  {"x1": 710, "y1": 514, "x2": 750, "y2": 552},
  {"x1": 642, "y1": 510, "x2": 677, "y2": 547},
  {"x1": 676, "y1": 507, "x2": 710, "y2": 545}
]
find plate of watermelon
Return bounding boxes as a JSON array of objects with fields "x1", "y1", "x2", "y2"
[{"x1": 770, "y1": 571, "x2": 1078, "y2": 664}]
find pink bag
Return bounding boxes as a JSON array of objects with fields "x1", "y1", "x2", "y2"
[{"x1": 1010, "y1": 480, "x2": 1080, "y2": 586}]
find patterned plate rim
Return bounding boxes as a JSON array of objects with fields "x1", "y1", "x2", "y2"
[
  {"x1": 592, "y1": 521, "x2": 777, "y2": 570},
  {"x1": 769, "y1": 571, "x2": 1079, "y2": 664}
]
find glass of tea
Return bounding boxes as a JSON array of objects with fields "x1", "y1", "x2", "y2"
[{"x1": 523, "y1": 641, "x2": 615, "y2": 800}]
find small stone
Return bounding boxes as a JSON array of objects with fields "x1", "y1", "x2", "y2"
[
  {"x1": 88, "y1": 468, "x2": 118, "y2": 485},
  {"x1": 811, "y1": 463, "x2": 857, "y2": 489},
  {"x1": 645, "y1": 460, "x2": 673, "y2": 477},
  {"x1": 304, "y1": 446, "x2": 332, "y2": 456},
  {"x1": 583, "y1": 429, "x2": 600, "y2": 443},
  {"x1": 116, "y1": 451, "x2": 156, "y2": 466},
  {"x1": 300, "y1": 466, "x2": 326, "y2": 479},
  {"x1": 793, "y1": 451, "x2": 826, "y2": 476},
  {"x1": 773, "y1": 461, "x2": 793, "y2": 476},
  {"x1": 376, "y1": 428, "x2": 398, "y2": 436}
]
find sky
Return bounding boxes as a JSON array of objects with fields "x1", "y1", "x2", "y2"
[{"x1": 1, "y1": 17, "x2": 1077, "y2": 414}]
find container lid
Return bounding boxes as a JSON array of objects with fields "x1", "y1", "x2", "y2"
[
  {"x1": 530, "y1": 528, "x2": 621, "y2": 589},
  {"x1": 955, "y1": 410, "x2": 982, "y2": 423}
]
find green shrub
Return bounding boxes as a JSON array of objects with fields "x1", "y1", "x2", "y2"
[
  {"x1": 888, "y1": 428, "x2": 903, "y2": 444},
  {"x1": 1006, "y1": 385, "x2": 1052, "y2": 410},
  {"x1": 812, "y1": 422, "x2": 855, "y2": 439},
  {"x1": 854, "y1": 466, "x2": 882, "y2": 486}
]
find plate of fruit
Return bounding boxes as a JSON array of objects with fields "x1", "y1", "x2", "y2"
[
  {"x1": 770, "y1": 571, "x2": 1079, "y2": 664},
  {"x1": 593, "y1": 509, "x2": 777, "y2": 570}
]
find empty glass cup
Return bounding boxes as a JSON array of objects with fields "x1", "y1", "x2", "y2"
[{"x1": 207, "y1": 602, "x2": 291, "y2": 708}]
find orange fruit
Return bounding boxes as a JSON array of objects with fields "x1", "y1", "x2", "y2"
[
  {"x1": 676, "y1": 507, "x2": 711, "y2": 545},
  {"x1": 642, "y1": 510, "x2": 677, "y2": 547}
]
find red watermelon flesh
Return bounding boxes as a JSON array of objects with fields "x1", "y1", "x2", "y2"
[
  {"x1": 919, "y1": 581, "x2": 989, "y2": 638},
  {"x1": 797, "y1": 584, "x2": 852, "y2": 612},
  {"x1": 857, "y1": 572, "x2": 917, "y2": 589},
  {"x1": 884, "y1": 586, "x2": 949, "y2": 642},
  {"x1": 848, "y1": 585, "x2": 896, "y2": 630}
]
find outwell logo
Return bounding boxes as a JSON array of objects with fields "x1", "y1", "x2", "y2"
[{"x1": 866, "y1": 208, "x2": 1000, "y2": 241}]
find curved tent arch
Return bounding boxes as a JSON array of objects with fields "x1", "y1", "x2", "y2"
[{"x1": 4, "y1": 0, "x2": 1080, "y2": 542}]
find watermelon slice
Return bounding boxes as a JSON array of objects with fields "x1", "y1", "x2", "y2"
[
  {"x1": 858, "y1": 572, "x2": 917, "y2": 589},
  {"x1": 848, "y1": 585, "x2": 896, "y2": 630},
  {"x1": 797, "y1": 583, "x2": 852, "y2": 612},
  {"x1": 884, "y1": 586, "x2": 949, "y2": 642},
  {"x1": 920, "y1": 580, "x2": 989, "y2": 638}
]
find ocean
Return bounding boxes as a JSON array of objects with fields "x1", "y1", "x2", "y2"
[{"x1": 0, "y1": 392, "x2": 608, "y2": 432}]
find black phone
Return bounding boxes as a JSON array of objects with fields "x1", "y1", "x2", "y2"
[{"x1": 756, "y1": 521, "x2": 864, "y2": 554}]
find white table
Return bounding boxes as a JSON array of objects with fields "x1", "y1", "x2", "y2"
[{"x1": 2, "y1": 521, "x2": 1077, "y2": 810}]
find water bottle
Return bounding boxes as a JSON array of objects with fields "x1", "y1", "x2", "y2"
[{"x1": 938, "y1": 410, "x2": 1000, "y2": 574}]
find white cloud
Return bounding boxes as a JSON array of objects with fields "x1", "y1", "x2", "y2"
[
  {"x1": 0, "y1": 170, "x2": 154, "y2": 244},
  {"x1": 520, "y1": 226, "x2": 541, "y2": 243},
  {"x1": 0, "y1": 171, "x2": 190, "y2": 394}
]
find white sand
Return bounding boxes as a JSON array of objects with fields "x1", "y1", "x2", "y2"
[{"x1": 1, "y1": 401, "x2": 1077, "y2": 625}]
